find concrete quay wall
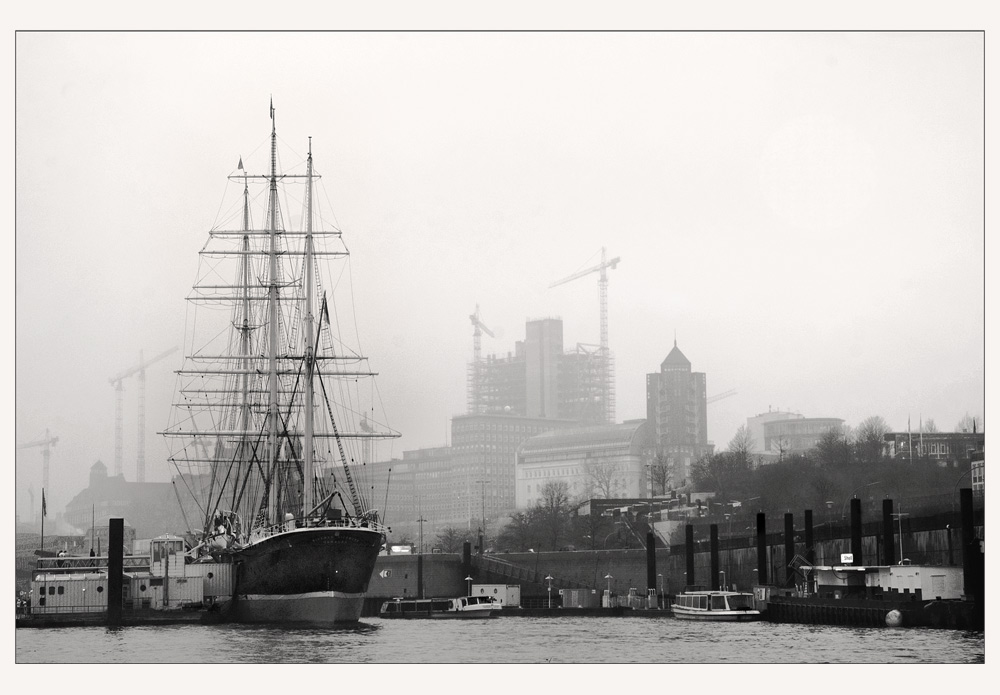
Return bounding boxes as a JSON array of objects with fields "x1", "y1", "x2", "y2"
[
  {"x1": 369, "y1": 554, "x2": 466, "y2": 600},
  {"x1": 370, "y1": 521, "x2": 976, "y2": 601}
]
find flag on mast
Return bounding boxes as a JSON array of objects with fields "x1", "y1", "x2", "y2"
[
  {"x1": 919, "y1": 414, "x2": 924, "y2": 458},
  {"x1": 42, "y1": 489, "x2": 47, "y2": 517}
]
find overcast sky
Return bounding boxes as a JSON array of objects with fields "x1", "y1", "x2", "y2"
[{"x1": 13, "y1": 30, "x2": 985, "y2": 517}]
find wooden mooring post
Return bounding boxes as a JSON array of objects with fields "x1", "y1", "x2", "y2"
[{"x1": 107, "y1": 518, "x2": 124, "y2": 627}]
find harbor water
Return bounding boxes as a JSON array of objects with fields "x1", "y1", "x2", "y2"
[{"x1": 15, "y1": 617, "x2": 984, "y2": 664}]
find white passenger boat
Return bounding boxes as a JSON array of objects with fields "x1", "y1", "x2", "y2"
[
  {"x1": 670, "y1": 590, "x2": 761, "y2": 621},
  {"x1": 379, "y1": 595, "x2": 499, "y2": 619}
]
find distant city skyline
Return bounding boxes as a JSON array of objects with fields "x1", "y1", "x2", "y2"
[{"x1": 14, "y1": 31, "x2": 985, "y2": 519}]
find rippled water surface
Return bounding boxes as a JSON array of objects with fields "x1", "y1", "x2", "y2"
[{"x1": 15, "y1": 617, "x2": 984, "y2": 664}]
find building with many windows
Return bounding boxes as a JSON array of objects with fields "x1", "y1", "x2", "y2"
[
  {"x1": 469, "y1": 317, "x2": 612, "y2": 425},
  {"x1": 368, "y1": 414, "x2": 576, "y2": 544},
  {"x1": 971, "y1": 458, "x2": 984, "y2": 497},
  {"x1": 646, "y1": 341, "x2": 711, "y2": 489},
  {"x1": 762, "y1": 417, "x2": 845, "y2": 457},
  {"x1": 449, "y1": 413, "x2": 576, "y2": 532},
  {"x1": 882, "y1": 430, "x2": 985, "y2": 467},
  {"x1": 746, "y1": 409, "x2": 803, "y2": 454},
  {"x1": 515, "y1": 420, "x2": 655, "y2": 508}
]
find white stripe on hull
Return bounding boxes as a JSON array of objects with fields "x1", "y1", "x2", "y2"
[
  {"x1": 233, "y1": 591, "x2": 365, "y2": 624},
  {"x1": 672, "y1": 609, "x2": 761, "y2": 622}
]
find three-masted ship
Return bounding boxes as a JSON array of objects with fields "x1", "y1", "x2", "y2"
[{"x1": 161, "y1": 103, "x2": 398, "y2": 624}]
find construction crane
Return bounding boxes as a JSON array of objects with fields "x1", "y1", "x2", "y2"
[
  {"x1": 468, "y1": 305, "x2": 495, "y2": 414},
  {"x1": 109, "y1": 346, "x2": 177, "y2": 482},
  {"x1": 707, "y1": 389, "x2": 737, "y2": 406},
  {"x1": 550, "y1": 247, "x2": 620, "y2": 423},
  {"x1": 469, "y1": 304, "x2": 495, "y2": 364},
  {"x1": 18, "y1": 429, "x2": 58, "y2": 501}
]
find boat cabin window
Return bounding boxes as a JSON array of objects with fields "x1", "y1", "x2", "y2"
[
  {"x1": 727, "y1": 594, "x2": 753, "y2": 610},
  {"x1": 711, "y1": 595, "x2": 727, "y2": 610},
  {"x1": 677, "y1": 595, "x2": 708, "y2": 609}
]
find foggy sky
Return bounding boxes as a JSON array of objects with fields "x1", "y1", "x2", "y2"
[{"x1": 13, "y1": 30, "x2": 985, "y2": 517}]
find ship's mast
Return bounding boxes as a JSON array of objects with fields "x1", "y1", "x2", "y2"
[
  {"x1": 302, "y1": 137, "x2": 315, "y2": 516},
  {"x1": 266, "y1": 99, "x2": 281, "y2": 524},
  {"x1": 238, "y1": 158, "x2": 253, "y2": 512}
]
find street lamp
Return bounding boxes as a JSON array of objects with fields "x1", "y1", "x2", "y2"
[
  {"x1": 416, "y1": 515, "x2": 427, "y2": 555},
  {"x1": 545, "y1": 575, "x2": 553, "y2": 609},
  {"x1": 476, "y1": 479, "x2": 490, "y2": 551},
  {"x1": 951, "y1": 467, "x2": 975, "y2": 515},
  {"x1": 842, "y1": 481, "x2": 881, "y2": 520},
  {"x1": 465, "y1": 575, "x2": 473, "y2": 596},
  {"x1": 719, "y1": 570, "x2": 726, "y2": 591}
]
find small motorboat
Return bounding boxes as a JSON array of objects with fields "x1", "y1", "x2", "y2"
[
  {"x1": 379, "y1": 595, "x2": 499, "y2": 619},
  {"x1": 670, "y1": 590, "x2": 761, "y2": 621}
]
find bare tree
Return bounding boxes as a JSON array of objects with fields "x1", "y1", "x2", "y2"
[
  {"x1": 728, "y1": 425, "x2": 759, "y2": 469},
  {"x1": 854, "y1": 415, "x2": 890, "y2": 465},
  {"x1": 922, "y1": 418, "x2": 940, "y2": 434},
  {"x1": 585, "y1": 457, "x2": 624, "y2": 498},
  {"x1": 493, "y1": 512, "x2": 539, "y2": 552},
  {"x1": 691, "y1": 450, "x2": 751, "y2": 493},
  {"x1": 536, "y1": 480, "x2": 572, "y2": 550},
  {"x1": 649, "y1": 452, "x2": 670, "y2": 496},
  {"x1": 813, "y1": 425, "x2": 853, "y2": 469},
  {"x1": 434, "y1": 526, "x2": 471, "y2": 554},
  {"x1": 956, "y1": 414, "x2": 983, "y2": 433},
  {"x1": 770, "y1": 432, "x2": 790, "y2": 463}
]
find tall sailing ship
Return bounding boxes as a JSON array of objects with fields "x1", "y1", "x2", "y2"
[{"x1": 161, "y1": 103, "x2": 399, "y2": 624}]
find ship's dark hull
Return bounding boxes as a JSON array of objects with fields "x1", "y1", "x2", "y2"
[{"x1": 230, "y1": 526, "x2": 382, "y2": 624}]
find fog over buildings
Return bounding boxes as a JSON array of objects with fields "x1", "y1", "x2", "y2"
[{"x1": 13, "y1": 30, "x2": 985, "y2": 519}]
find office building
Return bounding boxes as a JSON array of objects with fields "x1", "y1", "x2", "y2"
[{"x1": 645, "y1": 341, "x2": 711, "y2": 489}]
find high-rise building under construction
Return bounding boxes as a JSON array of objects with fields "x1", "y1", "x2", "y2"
[{"x1": 468, "y1": 317, "x2": 614, "y2": 425}]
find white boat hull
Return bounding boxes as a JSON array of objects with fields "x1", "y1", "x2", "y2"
[
  {"x1": 379, "y1": 596, "x2": 499, "y2": 619},
  {"x1": 671, "y1": 606, "x2": 761, "y2": 621},
  {"x1": 231, "y1": 590, "x2": 365, "y2": 624},
  {"x1": 429, "y1": 607, "x2": 497, "y2": 619}
]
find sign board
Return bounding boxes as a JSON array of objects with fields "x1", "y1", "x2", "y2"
[
  {"x1": 378, "y1": 569, "x2": 391, "y2": 578},
  {"x1": 840, "y1": 553, "x2": 854, "y2": 564}
]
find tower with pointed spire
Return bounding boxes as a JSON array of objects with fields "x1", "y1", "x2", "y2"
[{"x1": 646, "y1": 339, "x2": 711, "y2": 489}]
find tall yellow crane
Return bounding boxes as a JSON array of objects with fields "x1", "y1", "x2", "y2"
[
  {"x1": 550, "y1": 247, "x2": 620, "y2": 423},
  {"x1": 17, "y1": 429, "x2": 58, "y2": 502},
  {"x1": 109, "y1": 346, "x2": 177, "y2": 482},
  {"x1": 468, "y1": 304, "x2": 495, "y2": 414}
]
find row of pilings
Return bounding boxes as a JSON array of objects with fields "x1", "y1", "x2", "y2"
[{"x1": 668, "y1": 489, "x2": 983, "y2": 603}]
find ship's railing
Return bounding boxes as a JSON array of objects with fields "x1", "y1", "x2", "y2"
[
  {"x1": 245, "y1": 516, "x2": 388, "y2": 545},
  {"x1": 34, "y1": 555, "x2": 151, "y2": 574},
  {"x1": 18, "y1": 598, "x2": 206, "y2": 617}
]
